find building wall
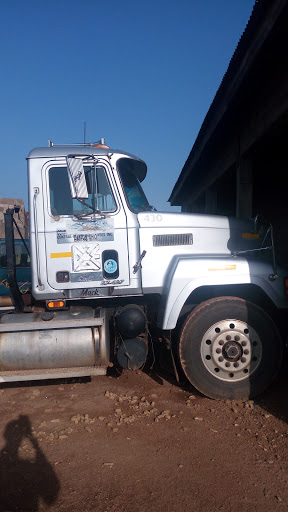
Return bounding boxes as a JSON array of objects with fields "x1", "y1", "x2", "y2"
[{"x1": 0, "y1": 199, "x2": 29, "y2": 239}]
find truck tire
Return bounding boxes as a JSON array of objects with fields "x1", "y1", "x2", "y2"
[{"x1": 179, "y1": 296, "x2": 283, "y2": 400}]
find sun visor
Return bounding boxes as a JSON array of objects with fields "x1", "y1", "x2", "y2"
[
  {"x1": 117, "y1": 157, "x2": 147, "y2": 182},
  {"x1": 66, "y1": 156, "x2": 88, "y2": 199}
]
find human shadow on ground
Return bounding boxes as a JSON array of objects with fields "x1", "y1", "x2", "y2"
[{"x1": 0, "y1": 415, "x2": 60, "y2": 511}]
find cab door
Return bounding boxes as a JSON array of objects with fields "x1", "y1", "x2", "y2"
[{"x1": 42, "y1": 158, "x2": 130, "y2": 296}]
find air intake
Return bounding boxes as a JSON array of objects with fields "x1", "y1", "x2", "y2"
[{"x1": 153, "y1": 233, "x2": 193, "y2": 247}]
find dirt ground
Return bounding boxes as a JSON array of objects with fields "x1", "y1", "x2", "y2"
[{"x1": 0, "y1": 360, "x2": 288, "y2": 512}]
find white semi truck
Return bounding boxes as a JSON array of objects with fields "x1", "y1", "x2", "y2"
[{"x1": 1, "y1": 139, "x2": 287, "y2": 399}]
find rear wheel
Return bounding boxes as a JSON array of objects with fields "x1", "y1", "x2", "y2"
[{"x1": 179, "y1": 296, "x2": 283, "y2": 399}]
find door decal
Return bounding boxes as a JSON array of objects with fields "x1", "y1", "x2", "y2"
[{"x1": 72, "y1": 244, "x2": 102, "y2": 272}]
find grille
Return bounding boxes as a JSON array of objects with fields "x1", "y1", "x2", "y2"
[{"x1": 153, "y1": 233, "x2": 193, "y2": 247}]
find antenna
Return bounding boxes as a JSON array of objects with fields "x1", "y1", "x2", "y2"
[{"x1": 84, "y1": 121, "x2": 86, "y2": 144}]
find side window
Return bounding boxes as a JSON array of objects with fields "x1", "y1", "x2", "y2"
[
  {"x1": 117, "y1": 160, "x2": 151, "y2": 213},
  {"x1": 49, "y1": 166, "x2": 116, "y2": 216},
  {"x1": 0, "y1": 241, "x2": 30, "y2": 268},
  {"x1": 15, "y1": 242, "x2": 31, "y2": 267},
  {"x1": 0, "y1": 242, "x2": 6, "y2": 268},
  {"x1": 94, "y1": 167, "x2": 116, "y2": 211},
  {"x1": 49, "y1": 167, "x2": 73, "y2": 216}
]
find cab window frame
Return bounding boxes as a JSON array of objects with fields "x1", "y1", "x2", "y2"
[{"x1": 48, "y1": 164, "x2": 117, "y2": 217}]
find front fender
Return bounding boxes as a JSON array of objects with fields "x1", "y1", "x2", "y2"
[{"x1": 157, "y1": 256, "x2": 287, "y2": 330}]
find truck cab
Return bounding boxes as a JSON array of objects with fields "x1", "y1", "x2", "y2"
[{"x1": 28, "y1": 143, "x2": 151, "y2": 301}]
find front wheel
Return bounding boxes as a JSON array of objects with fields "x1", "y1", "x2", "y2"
[{"x1": 179, "y1": 297, "x2": 283, "y2": 400}]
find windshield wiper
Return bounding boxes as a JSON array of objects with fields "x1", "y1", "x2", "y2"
[
  {"x1": 74, "y1": 198, "x2": 105, "y2": 219},
  {"x1": 142, "y1": 205, "x2": 156, "y2": 212}
]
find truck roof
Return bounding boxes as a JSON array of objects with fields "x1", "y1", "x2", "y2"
[
  {"x1": 27, "y1": 146, "x2": 143, "y2": 161},
  {"x1": 27, "y1": 145, "x2": 147, "y2": 182}
]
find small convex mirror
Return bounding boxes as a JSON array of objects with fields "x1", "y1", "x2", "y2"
[{"x1": 66, "y1": 156, "x2": 88, "y2": 199}]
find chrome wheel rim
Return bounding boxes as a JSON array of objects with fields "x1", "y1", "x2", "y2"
[{"x1": 201, "y1": 319, "x2": 262, "y2": 382}]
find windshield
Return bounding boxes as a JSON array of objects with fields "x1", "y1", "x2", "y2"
[
  {"x1": 117, "y1": 158, "x2": 153, "y2": 213},
  {"x1": 49, "y1": 165, "x2": 116, "y2": 216}
]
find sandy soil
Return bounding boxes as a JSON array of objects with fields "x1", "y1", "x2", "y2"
[{"x1": 0, "y1": 362, "x2": 288, "y2": 512}]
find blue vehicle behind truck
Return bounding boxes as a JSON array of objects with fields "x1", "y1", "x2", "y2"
[{"x1": 0, "y1": 239, "x2": 31, "y2": 299}]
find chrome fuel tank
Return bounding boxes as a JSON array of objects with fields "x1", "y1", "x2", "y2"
[
  {"x1": 0, "y1": 327, "x2": 99, "y2": 371},
  {"x1": 0, "y1": 307, "x2": 109, "y2": 372}
]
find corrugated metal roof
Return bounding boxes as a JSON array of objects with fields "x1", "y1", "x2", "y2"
[{"x1": 169, "y1": 0, "x2": 288, "y2": 205}]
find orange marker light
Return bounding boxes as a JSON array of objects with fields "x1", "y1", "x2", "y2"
[
  {"x1": 47, "y1": 301, "x2": 65, "y2": 309},
  {"x1": 93, "y1": 143, "x2": 110, "y2": 149}
]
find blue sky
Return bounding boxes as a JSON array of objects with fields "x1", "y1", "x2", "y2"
[{"x1": 1, "y1": 0, "x2": 255, "y2": 212}]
